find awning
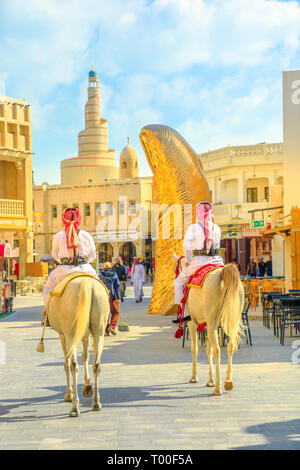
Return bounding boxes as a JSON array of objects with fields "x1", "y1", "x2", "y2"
[{"x1": 262, "y1": 224, "x2": 291, "y2": 239}]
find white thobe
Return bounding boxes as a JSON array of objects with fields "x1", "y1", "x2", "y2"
[
  {"x1": 131, "y1": 264, "x2": 145, "y2": 301},
  {"x1": 43, "y1": 230, "x2": 98, "y2": 304},
  {"x1": 174, "y1": 223, "x2": 223, "y2": 304}
]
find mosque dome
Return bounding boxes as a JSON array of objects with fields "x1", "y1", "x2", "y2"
[
  {"x1": 89, "y1": 69, "x2": 98, "y2": 78},
  {"x1": 119, "y1": 137, "x2": 139, "y2": 179}
]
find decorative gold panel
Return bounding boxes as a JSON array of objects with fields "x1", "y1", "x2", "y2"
[{"x1": 139, "y1": 124, "x2": 211, "y2": 314}]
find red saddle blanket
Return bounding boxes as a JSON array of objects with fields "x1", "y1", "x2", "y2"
[{"x1": 175, "y1": 263, "x2": 224, "y2": 338}]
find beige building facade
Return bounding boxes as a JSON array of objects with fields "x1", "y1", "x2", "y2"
[
  {"x1": 33, "y1": 177, "x2": 153, "y2": 267},
  {"x1": 0, "y1": 96, "x2": 33, "y2": 278},
  {"x1": 281, "y1": 70, "x2": 300, "y2": 289},
  {"x1": 199, "y1": 142, "x2": 284, "y2": 274}
]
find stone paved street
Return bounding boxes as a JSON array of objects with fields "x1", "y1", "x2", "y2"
[{"x1": 0, "y1": 287, "x2": 300, "y2": 450}]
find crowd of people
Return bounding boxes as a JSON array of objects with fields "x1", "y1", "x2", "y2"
[
  {"x1": 98, "y1": 255, "x2": 153, "y2": 336},
  {"x1": 246, "y1": 256, "x2": 273, "y2": 278}
]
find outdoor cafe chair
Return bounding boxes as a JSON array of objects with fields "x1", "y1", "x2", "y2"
[
  {"x1": 272, "y1": 293, "x2": 300, "y2": 338},
  {"x1": 182, "y1": 320, "x2": 206, "y2": 348},
  {"x1": 271, "y1": 294, "x2": 291, "y2": 336},
  {"x1": 249, "y1": 279, "x2": 259, "y2": 311},
  {"x1": 242, "y1": 300, "x2": 252, "y2": 346},
  {"x1": 278, "y1": 298, "x2": 300, "y2": 346}
]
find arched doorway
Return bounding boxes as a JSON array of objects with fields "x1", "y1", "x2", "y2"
[
  {"x1": 121, "y1": 242, "x2": 136, "y2": 266},
  {"x1": 98, "y1": 243, "x2": 113, "y2": 262}
]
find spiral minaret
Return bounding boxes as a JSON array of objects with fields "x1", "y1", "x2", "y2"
[{"x1": 61, "y1": 65, "x2": 118, "y2": 185}]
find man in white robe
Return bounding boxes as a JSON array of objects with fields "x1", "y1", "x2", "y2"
[
  {"x1": 131, "y1": 257, "x2": 145, "y2": 303},
  {"x1": 43, "y1": 207, "x2": 98, "y2": 304},
  {"x1": 165, "y1": 202, "x2": 223, "y2": 317}
]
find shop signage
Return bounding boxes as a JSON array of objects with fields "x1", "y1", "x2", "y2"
[
  {"x1": 252, "y1": 220, "x2": 265, "y2": 228},
  {"x1": 0, "y1": 217, "x2": 27, "y2": 230},
  {"x1": 241, "y1": 224, "x2": 262, "y2": 237}
]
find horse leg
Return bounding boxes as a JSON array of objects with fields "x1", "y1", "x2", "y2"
[
  {"x1": 82, "y1": 336, "x2": 93, "y2": 398},
  {"x1": 205, "y1": 338, "x2": 215, "y2": 387},
  {"x1": 224, "y1": 338, "x2": 235, "y2": 391},
  {"x1": 69, "y1": 349, "x2": 80, "y2": 417},
  {"x1": 91, "y1": 334, "x2": 103, "y2": 411},
  {"x1": 188, "y1": 321, "x2": 198, "y2": 383},
  {"x1": 208, "y1": 327, "x2": 222, "y2": 396},
  {"x1": 59, "y1": 334, "x2": 73, "y2": 402}
]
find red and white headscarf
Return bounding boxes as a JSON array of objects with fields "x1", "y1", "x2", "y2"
[
  {"x1": 62, "y1": 207, "x2": 81, "y2": 254},
  {"x1": 196, "y1": 202, "x2": 213, "y2": 254}
]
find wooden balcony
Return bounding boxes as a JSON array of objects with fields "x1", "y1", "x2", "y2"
[{"x1": 0, "y1": 199, "x2": 24, "y2": 217}]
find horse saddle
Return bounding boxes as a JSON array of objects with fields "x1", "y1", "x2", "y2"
[
  {"x1": 50, "y1": 273, "x2": 109, "y2": 298},
  {"x1": 43, "y1": 273, "x2": 109, "y2": 317},
  {"x1": 180, "y1": 264, "x2": 224, "y2": 317}
]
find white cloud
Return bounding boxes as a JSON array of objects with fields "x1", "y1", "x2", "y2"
[{"x1": 1, "y1": 0, "x2": 300, "y2": 182}]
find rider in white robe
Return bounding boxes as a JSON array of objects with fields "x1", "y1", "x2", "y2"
[
  {"x1": 174, "y1": 223, "x2": 223, "y2": 305},
  {"x1": 43, "y1": 208, "x2": 98, "y2": 304},
  {"x1": 165, "y1": 201, "x2": 223, "y2": 316}
]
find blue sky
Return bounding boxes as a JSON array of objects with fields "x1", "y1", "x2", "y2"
[{"x1": 1, "y1": 0, "x2": 300, "y2": 185}]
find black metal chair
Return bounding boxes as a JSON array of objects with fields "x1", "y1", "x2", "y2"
[
  {"x1": 279, "y1": 298, "x2": 300, "y2": 346},
  {"x1": 242, "y1": 300, "x2": 252, "y2": 346},
  {"x1": 265, "y1": 293, "x2": 291, "y2": 335},
  {"x1": 261, "y1": 292, "x2": 270, "y2": 328},
  {"x1": 182, "y1": 320, "x2": 206, "y2": 348}
]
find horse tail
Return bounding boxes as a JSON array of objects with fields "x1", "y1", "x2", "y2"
[
  {"x1": 66, "y1": 278, "x2": 92, "y2": 359},
  {"x1": 217, "y1": 264, "x2": 244, "y2": 351}
]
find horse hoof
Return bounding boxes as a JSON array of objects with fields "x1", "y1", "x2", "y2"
[
  {"x1": 224, "y1": 380, "x2": 234, "y2": 391},
  {"x1": 189, "y1": 376, "x2": 198, "y2": 383},
  {"x1": 212, "y1": 389, "x2": 222, "y2": 396},
  {"x1": 92, "y1": 402, "x2": 102, "y2": 411},
  {"x1": 206, "y1": 380, "x2": 215, "y2": 387},
  {"x1": 64, "y1": 393, "x2": 73, "y2": 402},
  {"x1": 69, "y1": 407, "x2": 80, "y2": 417},
  {"x1": 83, "y1": 384, "x2": 93, "y2": 397}
]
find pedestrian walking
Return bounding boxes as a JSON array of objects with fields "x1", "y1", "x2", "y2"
[
  {"x1": 131, "y1": 257, "x2": 145, "y2": 303},
  {"x1": 246, "y1": 257, "x2": 257, "y2": 278},
  {"x1": 266, "y1": 256, "x2": 273, "y2": 276},
  {"x1": 145, "y1": 255, "x2": 153, "y2": 283},
  {"x1": 112, "y1": 257, "x2": 128, "y2": 302},
  {"x1": 258, "y1": 257, "x2": 266, "y2": 277},
  {"x1": 99, "y1": 261, "x2": 121, "y2": 336}
]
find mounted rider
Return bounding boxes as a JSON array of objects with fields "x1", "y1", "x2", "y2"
[
  {"x1": 164, "y1": 201, "x2": 223, "y2": 318},
  {"x1": 43, "y1": 207, "x2": 98, "y2": 304}
]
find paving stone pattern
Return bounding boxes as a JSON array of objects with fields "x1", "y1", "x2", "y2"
[{"x1": 0, "y1": 287, "x2": 299, "y2": 450}]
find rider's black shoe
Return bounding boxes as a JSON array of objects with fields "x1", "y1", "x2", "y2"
[{"x1": 172, "y1": 315, "x2": 191, "y2": 324}]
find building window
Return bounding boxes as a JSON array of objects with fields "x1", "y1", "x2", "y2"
[
  {"x1": 129, "y1": 200, "x2": 136, "y2": 215},
  {"x1": 106, "y1": 202, "x2": 113, "y2": 216},
  {"x1": 247, "y1": 188, "x2": 258, "y2": 203},
  {"x1": 122, "y1": 162, "x2": 127, "y2": 169},
  {"x1": 95, "y1": 203, "x2": 102, "y2": 217},
  {"x1": 264, "y1": 187, "x2": 269, "y2": 201},
  {"x1": 84, "y1": 203, "x2": 91, "y2": 216},
  {"x1": 51, "y1": 205, "x2": 57, "y2": 218},
  {"x1": 119, "y1": 201, "x2": 125, "y2": 215}
]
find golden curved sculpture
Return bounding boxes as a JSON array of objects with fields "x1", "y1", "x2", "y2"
[{"x1": 139, "y1": 124, "x2": 211, "y2": 314}]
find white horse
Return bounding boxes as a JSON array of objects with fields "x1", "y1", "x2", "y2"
[
  {"x1": 47, "y1": 276, "x2": 110, "y2": 417},
  {"x1": 174, "y1": 254, "x2": 244, "y2": 396}
]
